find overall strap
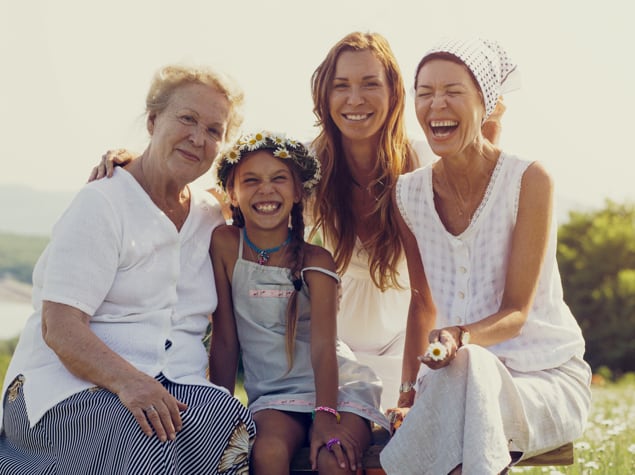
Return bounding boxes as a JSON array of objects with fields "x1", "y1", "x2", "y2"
[
  {"x1": 238, "y1": 228, "x2": 245, "y2": 259},
  {"x1": 301, "y1": 266, "x2": 340, "y2": 284}
]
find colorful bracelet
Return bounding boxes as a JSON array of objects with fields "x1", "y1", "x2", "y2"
[{"x1": 312, "y1": 405, "x2": 341, "y2": 423}]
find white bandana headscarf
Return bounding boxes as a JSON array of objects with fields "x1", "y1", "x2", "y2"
[{"x1": 419, "y1": 38, "x2": 521, "y2": 119}]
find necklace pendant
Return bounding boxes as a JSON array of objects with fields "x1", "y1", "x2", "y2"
[{"x1": 257, "y1": 251, "x2": 269, "y2": 265}]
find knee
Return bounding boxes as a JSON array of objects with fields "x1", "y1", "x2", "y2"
[
  {"x1": 251, "y1": 435, "x2": 294, "y2": 467},
  {"x1": 316, "y1": 448, "x2": 356, "y2": 474}
]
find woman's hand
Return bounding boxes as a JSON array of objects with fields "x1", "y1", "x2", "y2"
[
  {"x1": 87, "y1": 148, "x2": 137, "y2": 182},
  {"x1": 116, "y1": 373, "x2": 188, "y2": 443},
  {"x1": 41, "y1": 301, "x2": 187, "y2": 443},
  {"x1": 418, "y1": 326, "x2": 462, "y2": 370},
  {"x1": 309, "y1": 415, "x2": 361, "y2": 471},
  {"x1": 481, "y1": 96, "x2": 505, "y2": 145},
  {"x1": 386, "y1": 407, "x2": 410, "y2": 434}
]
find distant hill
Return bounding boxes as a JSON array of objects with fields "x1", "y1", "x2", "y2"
[
  {"x1": 0, "y1": 183, "x2": 591, "y2": 238},
  {"x1": 0, "y1": 184, "x2": 75, "y2": 236}
]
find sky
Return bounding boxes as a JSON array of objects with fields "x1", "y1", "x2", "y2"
[{"x1": 1, "y1": 0, "x2": 634, "y2": 209}]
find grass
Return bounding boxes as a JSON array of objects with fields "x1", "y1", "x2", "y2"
[{"x1": 511, "y1": 374, "x2": 635, "y2": 474}]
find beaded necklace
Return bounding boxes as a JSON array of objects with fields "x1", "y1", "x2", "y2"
[{"x1": 243, "y1": 228, "x2": 291, "y2": 265}]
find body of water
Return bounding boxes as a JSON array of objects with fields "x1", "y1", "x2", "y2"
[{"x1": 0, "y1": 301, "x2": 33, "y2": 340}]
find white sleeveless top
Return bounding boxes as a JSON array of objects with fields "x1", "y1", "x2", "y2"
[{"x1": 396, "y1": 152, "x2": 586, "y2": 372}]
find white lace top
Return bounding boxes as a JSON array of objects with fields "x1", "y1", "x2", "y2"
[{"x1": 396, "y1": 152, "x2": 586, "y2": 372}]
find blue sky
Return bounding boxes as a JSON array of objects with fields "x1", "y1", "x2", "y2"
[{"x1": 1, "y1": 0, "x2": 633, "y2": 209}]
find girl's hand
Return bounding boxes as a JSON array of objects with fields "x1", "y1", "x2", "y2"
[
  {"x1": 418, "y1": 326, "x2": 461, "y2": 369},
  {"x1": 116, "y1": 374, "x2": 188, "y2": 443},
  {"x1": 309, "y1": 416, "x2": 361, "y2": 471},
  {"x1": 87, "y1": 148, "x2": 137, "y2": 182}
]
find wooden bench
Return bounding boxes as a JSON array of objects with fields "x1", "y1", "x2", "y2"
[{"x1": 290, "y1": 426, "x2": 573, "y2": 474}]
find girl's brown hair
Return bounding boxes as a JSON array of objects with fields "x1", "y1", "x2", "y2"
[{"x1": 310, "y1": 32, "x2": 418, "y2": 291}]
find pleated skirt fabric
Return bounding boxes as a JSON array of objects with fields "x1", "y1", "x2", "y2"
[{"x1": 0, "y1": 374, "x2": 256, "y2": 475}]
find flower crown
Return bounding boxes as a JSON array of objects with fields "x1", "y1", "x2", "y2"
[{"x1": 215, "y1": 131, "x2": 321, "y2": 192}]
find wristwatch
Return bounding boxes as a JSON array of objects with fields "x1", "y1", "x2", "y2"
[
  {"x1": 458, "y1": 325, "x2": 471, "y2": 347},
  {"x1": 399, "y1": 381, "x2": 416, "y2": 393}
]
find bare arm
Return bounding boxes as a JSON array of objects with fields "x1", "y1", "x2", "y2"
[
  {"x1": 42, "y1": 301, "x2": 186, "y2": 442},
  {"x1": 396, "y1": 206, "x2": 437, "y2": 409},
  {"x1": 305, "y1": 246, "x2": 361, "y2": 471},
  {"x1": 208, "y1": 226, "x2": 240, "y2": 393}
]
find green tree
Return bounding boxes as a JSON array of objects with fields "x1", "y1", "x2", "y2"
[{"x1": 557, "y1": 201, "x2": 635, "y2": 373}]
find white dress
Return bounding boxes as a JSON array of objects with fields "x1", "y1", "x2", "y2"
[
  {"x1": 335, "y1": 241, "x2": 410, "y2": 410},
  {"x1": 380, "y1": 153, "x2": 592, "y2": 474},
  {"x1": 328, "y1": 140, "x2": 437, "y2": 410}
]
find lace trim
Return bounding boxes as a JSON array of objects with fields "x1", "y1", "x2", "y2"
[{"x1": 470, "y1": 154, "x2": 506, "y2": 224}]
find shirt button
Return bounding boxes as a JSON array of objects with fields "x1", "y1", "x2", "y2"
[
  {"x1": 458, "y1": 291, "x2": 465, "y2": 299},
  {"x1": 459, "y1": 266, "x2": 467, "y2": 274}
]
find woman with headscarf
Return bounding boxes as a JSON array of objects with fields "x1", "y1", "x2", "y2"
[{"x1": 381, "y1": 38, "x2": 591, "y2": 474}]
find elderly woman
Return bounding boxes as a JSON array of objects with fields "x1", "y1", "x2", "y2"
[
  {"x1": 0, "y1": 65, "x2": 255, "y2": 474},
  {"x1": 381, "y1": 39, "x2": 592, "y2": 474}
]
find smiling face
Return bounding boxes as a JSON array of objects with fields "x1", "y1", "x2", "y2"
[
  {"x1": 228, "y1": 150, "x2": 300, "y2": 235},
  {"x1": 147, "y1": 82, "x2": 231, "y2": 185},
  {"x1": 414, "y1": 58, "x2": 485, "y2": 159},
  {"x1": 328, "y1": 49, "x2": 390, "y2": 145}
]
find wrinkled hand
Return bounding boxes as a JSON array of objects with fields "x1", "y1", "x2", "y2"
[
  {"x1": 418, "y1": 326, "x2": 460, "y2": 370},
  {"x1": 116, "y1": 374, "x2": 188, "y2": 442},
  {"x1": 87, "y1": 148, "x2": 137, "y2": 182},
  {"x1": 310, "y1": 417, "x2": 361, "y2": 472}
]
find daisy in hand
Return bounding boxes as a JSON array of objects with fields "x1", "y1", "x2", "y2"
[{"x1": 424, "y1": 341, "x2": 448, "y2": 361}]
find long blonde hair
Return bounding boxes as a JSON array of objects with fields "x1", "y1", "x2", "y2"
[{"x1": 310, "y1": 32, "x2": 418, "y2": 290}]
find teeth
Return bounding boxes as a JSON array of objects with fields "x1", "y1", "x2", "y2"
[
  {"x1": 430, "y1": 120, "x2": 458, "y2": 127},
  {"x1": 345, "y1": 114, "x2": 370, "y2": 121},
  {"x1": 255, "y1": 203, "x2": 279, "y2": 213}
]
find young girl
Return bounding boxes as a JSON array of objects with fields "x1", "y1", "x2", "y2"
[{"x1": 208, "y1": 131, "x2": 388, "y2": 475}]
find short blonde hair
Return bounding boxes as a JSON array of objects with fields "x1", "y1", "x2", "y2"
[{"x1": 145, "y1": 64, "x2": 244, "y2": 143}]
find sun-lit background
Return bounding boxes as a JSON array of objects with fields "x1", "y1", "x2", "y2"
[{"x1": 1, "y1": 0, "x2": 634, "y2": 208}]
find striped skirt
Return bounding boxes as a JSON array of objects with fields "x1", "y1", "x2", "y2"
[{"x1": 0, "y1": 374, "x2": 256, "y2": 474}]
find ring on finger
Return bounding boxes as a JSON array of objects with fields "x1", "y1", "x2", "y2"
[
  {"x1": 326, "y1": 437, "x2": 341, "y2": 452},
  {"x1": 144, "y1": 405, "x2": 157, "y2": 413}
]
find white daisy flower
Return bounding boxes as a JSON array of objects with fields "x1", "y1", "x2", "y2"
[
  {"x1": 274, "y1": 148, "x2": 291, "y2": 159},
  {"x1": 270, "y1": 133, "x2": 287, "y2": 145},
  {"x1": 425, "y1": 341, "x2": 448, "y2": 361},
  {"x1": 245, "y1": 132, "x2": 267, "y2": 150},
  {"x1": 225, "y1": 149, "x2": 241, "y2": 164}
]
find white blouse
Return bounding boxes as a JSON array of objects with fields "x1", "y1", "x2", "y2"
[
  {"x1": 1, "y1": 168, "x2": 225, "y2": 428},
  {"x1": 396, "y1": 152, "x2": 586, "y2": 373}
]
